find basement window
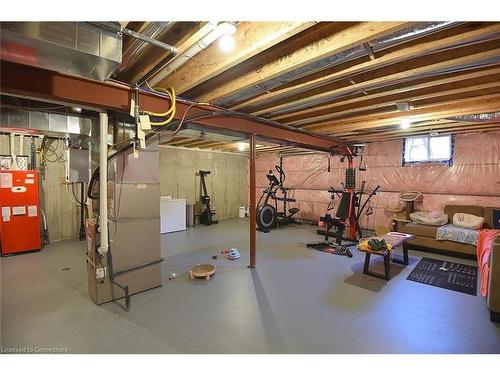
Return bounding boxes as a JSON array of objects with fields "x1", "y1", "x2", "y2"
[{"x1": 402, "y1": 134, "x2": 454, "y2": 166}]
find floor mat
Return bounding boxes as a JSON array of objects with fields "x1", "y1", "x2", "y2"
[{"x1": 406, "y1": 257, "x2": 477, "y2": 296}]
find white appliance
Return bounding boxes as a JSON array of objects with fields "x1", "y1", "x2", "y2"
[{"x1": 160, "y1": 197, "x2": 186, "y2": 234}]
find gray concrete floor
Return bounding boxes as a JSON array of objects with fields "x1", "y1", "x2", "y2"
[{"x1": 1, "y1": 218, "x2": 499, "y2": 353}]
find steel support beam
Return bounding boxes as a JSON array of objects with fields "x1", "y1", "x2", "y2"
[
  {"x1": 249, "y1": 134, "x2": 256, "y2": 268},
  {"x1": 0, "y1": 62, "x2": 347, "y2": 153}
]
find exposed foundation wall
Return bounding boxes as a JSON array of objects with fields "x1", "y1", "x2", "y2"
[
  {"x1": 159, "y1": 146, "x2": 247, "y2": 220},
  {"x1": 0, "y1": 134, "x2": 80, "y2": 241},
  {"x1": 253, "y1": 130, "x2": 500, "y2": 230}
]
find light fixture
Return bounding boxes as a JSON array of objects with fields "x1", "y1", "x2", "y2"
[
  {"x1": 219, "y1": 34, "x2": 235, "y2": 53},
  {"x1": 401, "y1": 118, "x2": 411, "y2": 129},
  {"x1": 216, "y1": 21, "x2": 237, "y2": 35},
  {"x1": 237, "y1": 142, "x2": 246, "y2": 151},
  {"x1": 217, "y1": 22, "x2": 237, "y2": 53},
  {"x1": 72, "y1": 107, "x2": 82, "y2": 113}
]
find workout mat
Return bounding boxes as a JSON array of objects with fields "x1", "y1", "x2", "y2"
[{"x1": 406, "y1": 257, "x2": 477, "y2": 296}]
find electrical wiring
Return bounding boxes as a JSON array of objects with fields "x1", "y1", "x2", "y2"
[
  {"x1": 111, "y1": 152, "x2": 126, "y2": 243},
  {"x1": 65, "y1": 183, "x2": 82, "y2": 207},
  {"x1": 71, "y1": 182, "x2": 84, "y2": 206},
  {"x1": 142, "y1": 83, "x2": 177, "y2": 126}
]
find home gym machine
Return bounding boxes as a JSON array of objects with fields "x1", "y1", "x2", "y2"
[
  {"x1": 307, "y1": 152, "x2": 380, "y2": 256},
  {"x1": 256, "y1": 159, "x2": 300, "y2": 233},
  {"x1": 196, "y1": 170, "x2": 218, "y2": 225}
]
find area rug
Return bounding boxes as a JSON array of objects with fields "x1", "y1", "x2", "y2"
[{"x1": 406, "y1": 257, "x2": 477, "y2": 296}]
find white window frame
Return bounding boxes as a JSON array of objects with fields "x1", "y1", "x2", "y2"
[{"x1": 402, "y1": 134, "x2": 453, "y2": 165}]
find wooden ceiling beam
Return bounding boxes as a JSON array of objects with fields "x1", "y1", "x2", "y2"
[
  {"x1": 335, "y1": 119, "x2": 456, "y2": 136},
  {"x1": 194, "y1": 22, "x2": 414, "y2": 103},
  {"x1": 288, "y1": 80, "x2": 500, "y2": 126},
  {"x1": 160, "y1": 136, "x2": 190, "y2": 145},
  {"x1": 231, "y1": 23, "x2": 500, "y2": 111},
  {"x1": 251, "y1": 47, "x2": 500, "y2": 117},
  {"x1": 349, "y1": 123, "x2": 500, "y2": 142},
  {"x1": 341, "y1": 120, "x2": 488, "y2": 139},
  {"x1": 157, "y1": 22, "x2": 317, "y2": 93},
  {"x1": 311, "y1": 95, "x2": 500, "y2": 133},
  {"x1": 166, "y1": 138, "x2": 203, "y2": 146},
  {"x1": 196, "y1": 141, "x2": 229, "y2": 149},
  {"x1": 182, "y1": 139, "x2": 216, "y2": 148},
  {"x1": 271, "y1": 66, "x2": 500, "y2": 122}
]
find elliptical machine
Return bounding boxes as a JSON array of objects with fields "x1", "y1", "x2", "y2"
[
  {"x1": 196, "y1": 170, "x2": 218, "y2": 225},
  {"x1": 256, "y1": 161, "x2": 300, "y2": 233},
  {"x1": 307, "y1": 154, "x2": 380, "y2": 256}
]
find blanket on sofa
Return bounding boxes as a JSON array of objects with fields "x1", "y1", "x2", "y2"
[
  {"x1": 436, "y1": 224, "x2": 479, "y2": 246},
  {"x1": 477, "y1": 229, "x2": 500, "y2": 297}
]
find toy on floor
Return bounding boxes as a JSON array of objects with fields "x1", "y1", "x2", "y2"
[
  {"x1": 309, "y1": 242, "x2": 353, "y2": 257},
  {"x1": 221, "y1": 248, "x2": 240, "y2": 260},
  {"x1": 226, "y1": 248, "x2": 241, "y2": 260}
]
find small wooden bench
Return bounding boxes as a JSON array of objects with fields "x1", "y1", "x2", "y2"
[{"x1": 357, "y1": 232, "x2": 415, "y2": 280}]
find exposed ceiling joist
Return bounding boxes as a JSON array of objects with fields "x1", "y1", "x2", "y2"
[
  {"x1": 251, "y1": 47, "x2": 500, "y2": 117},
  {"x1": 230, "y1": 23, "x2": 500, "y2": 111},
  {"x1": 311, "y1": 95, "x2": 500, "y2": 133},
  {"x1": 193, "y1": 22, "x2": 414, "y2": 103},
  {"x1": 348, "y1": 123, "x2": 500, "y2": 142},
  {"x1": 157, "y1": 22, "x2": 317, "y2": 93},
  {"x1": 289, "y1": 80, "x2": 500, "y2": 126},
  {"x1": 272, "y1": 66, "x2": 500, "y2": 123}
]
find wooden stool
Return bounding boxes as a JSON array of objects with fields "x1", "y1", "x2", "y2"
[{"x1": 189, "y1": 264, "x2": 216, "y2": 280}]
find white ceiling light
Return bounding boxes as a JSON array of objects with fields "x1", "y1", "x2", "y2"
[
  {"x1": 217, "y1": 22, "x2": 237, "y2": 53},
  {"x1": 216, "y1": 22, "x2": 237, "y2": 35},
  {"x1": 237, "y1": 142, "x2": 247, "y2": 151},
  {"x1": 219, "y1": 34, "x2": 235, "y2": 53},
  {"x1": 72, "y1": 107, "x2": 82, "y2": 113},
  {"x1": 401, "y1": 118, "x2": 411, "y2": 129}
]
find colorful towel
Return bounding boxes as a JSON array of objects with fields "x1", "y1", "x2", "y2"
[
  {"x1": 436, "y1": 224, "x2": 479, "y2": 246},
  {"x1": 476, "y1": 229, "x2": 500, "y2": 297}
]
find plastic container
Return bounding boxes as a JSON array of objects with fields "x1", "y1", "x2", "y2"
[{"x1": 239, "y1": 206, "x2": 246, "y2": 218}]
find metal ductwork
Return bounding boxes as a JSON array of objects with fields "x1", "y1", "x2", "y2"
[
  {"x1": 445, "y1": 111, "x2": 500, "y2": 122},
  {"x1": 0, "y1": 107, "x2": 93, "y2": 145},
  {"x1": 0, "y1": 22, "x2": 122, "y2": 81}
]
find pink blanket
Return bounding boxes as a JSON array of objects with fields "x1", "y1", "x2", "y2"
[{"x1": 476, "y1": 229, "x2": 500, "y2": 297}]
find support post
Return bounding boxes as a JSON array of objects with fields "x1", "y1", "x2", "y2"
[
  {"x1": 98, "y1": 112, "x2": 109, "y2": 255},
  {"x1": 249, "y1": 134, "x2": 256, "y2": 268}
]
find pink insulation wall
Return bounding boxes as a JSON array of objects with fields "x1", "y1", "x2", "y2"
[{"x1": 251, "y1": 130, "x2": 500, "y2": 231}]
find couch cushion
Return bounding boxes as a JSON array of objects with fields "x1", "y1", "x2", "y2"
[
  {"x1": 404, "y1": 222, "x2": 439, "y2": 238},
  {"x1": 453, "y1": 212, "x2": 484, "y2": 229},
  {"x1": 444, "y1": 205, "x2": 483, "y2": 220},
  {"x1": 410, "y1": 211, "x2": 448, "y2": 226}
]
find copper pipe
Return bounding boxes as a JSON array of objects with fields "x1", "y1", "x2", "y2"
[{"x1": 249, "y1": 133, "x2": 256, "y2": 268}]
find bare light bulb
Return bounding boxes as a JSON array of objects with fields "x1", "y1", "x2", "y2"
[
  {"x1": 219, "y1": 34, "x2": 235, "y2": 53},
  {"x1": 401, "y1": 118, "x2": 411, "y2": 129},
  {"x1": 237, "y1": 142, "x2": 246, "y2": 151}
]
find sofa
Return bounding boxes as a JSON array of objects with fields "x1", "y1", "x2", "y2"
[
  {"x1": 403, "y1": 204, "x2": 500, "y2": 322},
  {"x1": 488, "y1": 236, "x2": 500, "y2": 322},
  {"x1": 403, "y1": 205, "x2": 495, "y2": 257}
]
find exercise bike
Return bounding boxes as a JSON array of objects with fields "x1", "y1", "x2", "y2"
[
  {"x1": 256, "y1": 164, "x2": 300, "y2": 233},
  {"x1": 307, "y1": 155, "x2": 380, "y2": 256}
]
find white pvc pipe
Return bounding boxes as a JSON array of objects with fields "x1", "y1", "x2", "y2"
[
  {"x1": 98, "y1": 112, "x2": 109, "y2": 255},
  {"x1": 148, "y1": 26, "x2": 225, "y2": 86}
]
